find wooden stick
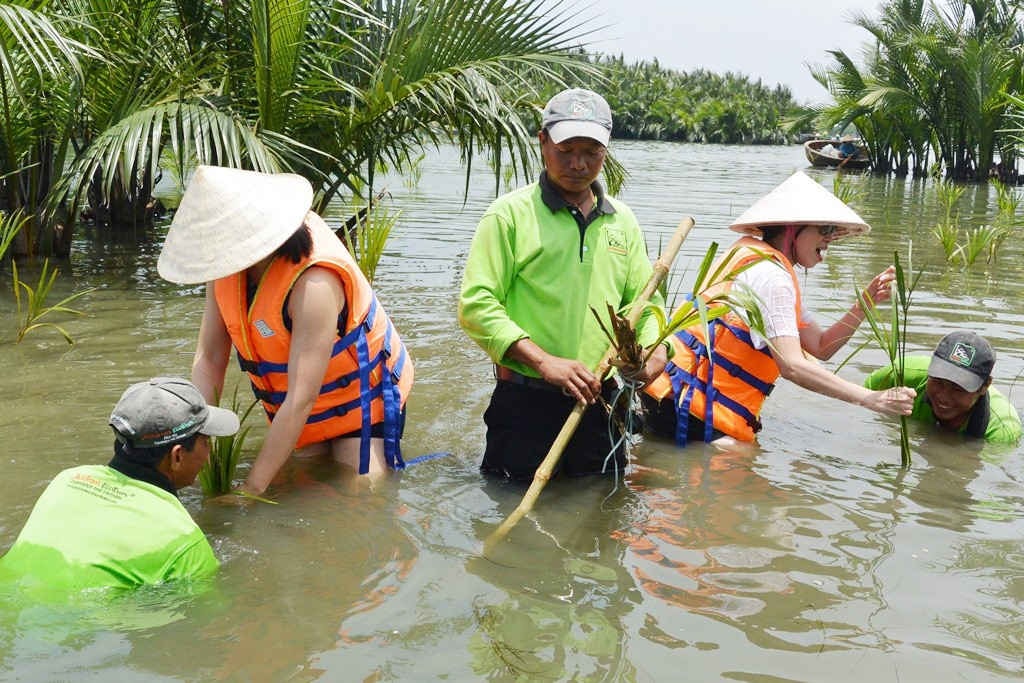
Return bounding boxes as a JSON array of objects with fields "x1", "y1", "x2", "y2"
[{"x1": 484, "y1": 217, "x2": 695, "y2": 553}]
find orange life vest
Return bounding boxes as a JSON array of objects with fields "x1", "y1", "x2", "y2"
[
  {"x1": 644, "y1": 237, "x2": 804, "y2": 443},
  {"x1": 214, "y1": 213, "x2": 413, "y2": 473}
]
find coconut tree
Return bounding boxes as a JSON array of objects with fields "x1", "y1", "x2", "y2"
[
  {"x1": 0, "y1": 0, "x2": 93, "y2": 256},
  {"x1": 47, "y1": 0, "x2": 306, "y2": 252},
  {"x1": 814, "y1": 0, "x2": 1023, "y2": 181},
  {"x1": 45, "y1": 0, "x2": 595, "y2": 259}
]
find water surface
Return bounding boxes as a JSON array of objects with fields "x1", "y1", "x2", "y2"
[{"x1": 1, "y1": 141, "x2": 1022, "y2": 681}]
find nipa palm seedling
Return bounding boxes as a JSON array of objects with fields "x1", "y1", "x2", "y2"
[
  {"x1": 932, "y1": 179, "x2": 965, "y2": 263},
  {"x1": 340, "y1": 199, "x2": 400, "y2": 285},
  {"x1": 198, "y1": 385, "x2": 260, "y2": 496},
  {"x1": 592, "y1": 241, "x2": 770, "y2": 453},
  {"x1": 852, "y1": 248, "x2": 924, "y2": 468},
  {"x1": 0, "y1": 209, "x2": 28, "y2": 260},
  {"x1": 961, "y1": 223, "x2": 1004, "y2": 266},
  {"x1": 12, "y1": 259, "x2": 95, "y2": 344},
  {"x1": 616, "y1": 241, "x2": 770, "y2": 365}
]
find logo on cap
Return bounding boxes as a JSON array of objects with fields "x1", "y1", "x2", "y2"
[
  {"x1": 948, "y1": 342, "x2": 975, "y2": 368},
  {"x1": 570, "y1": 99, "x2": 594, "y2": 119}
]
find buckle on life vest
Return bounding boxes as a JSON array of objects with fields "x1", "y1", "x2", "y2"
[
  {"x1": 251, "y1": 386, "x2": 277, "y2": 403},
  {"x1": 237, "y1": 356, "x2": 259, "y2": 373}
]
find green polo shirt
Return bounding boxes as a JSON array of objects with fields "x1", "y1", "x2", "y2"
[
  {"x1": 458, "y1": 176, "x2": 665, "y2": 376},
  {"x1": 864, "y1": 356, "x2": 1022, "y2": 444},
  {"x1": 0, "y1": 465, "x2": 218, "y2": 589}
]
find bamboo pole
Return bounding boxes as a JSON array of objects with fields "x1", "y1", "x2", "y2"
[{"x1": 484, "y1": 217, "x2": 695, "y2": 553}]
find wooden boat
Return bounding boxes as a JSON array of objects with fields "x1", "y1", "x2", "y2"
[{"x1": 803, "y1": 139, "x2": 871, "y2": 170}]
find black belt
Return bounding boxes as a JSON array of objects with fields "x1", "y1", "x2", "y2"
[{"x1": 494, "y1": 365, "x2": 563, "y2": 393}]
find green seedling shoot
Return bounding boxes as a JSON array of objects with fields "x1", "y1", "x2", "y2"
[
  {"x1": 12, "y1": 259, "x2": 95, "y2": 344},
  {"x1": 852, "y1": 248, "x2": 925, "y2": 468}
]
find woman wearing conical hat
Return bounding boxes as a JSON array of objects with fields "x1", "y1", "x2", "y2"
[
  {"x1": 643, "y1": 171, "x2": 915, "y2": 447},
  {"x1": 158, "y1": 166, "x2": 414, "y2": 498}
]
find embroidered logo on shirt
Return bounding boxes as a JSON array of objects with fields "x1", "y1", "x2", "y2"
[
  {"x1": 606, "y1": 228, "x2": 627, "y2": 255},
  {"x1": 948, "y1": 342, "x2": 975, "y2": 367},
  {"x1": 254, "y1": 319, "x2": 275, "y2": 338}
]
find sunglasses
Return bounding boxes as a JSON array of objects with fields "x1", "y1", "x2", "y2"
[{"x1": 818, "y1": 224, "x2": 838, "y2": 237}]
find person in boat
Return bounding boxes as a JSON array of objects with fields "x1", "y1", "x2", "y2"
[
  {"x1": 459, "y1": 87, "x2": 669, "y2": 481},
  {"x1": 157, "y1": 166, "x2": 414, "y2": 499},
  {"x1": 865, "y1": 331, "x2": 1021, "y2": 444},
  {"x1": 642, "y1": 171, "x2": 916, "y2": 447},
  {"x1": 837, "y1": 136, "x2": 859, "y2": 159},
  {"x1": 0, "y1": 377, "x2": 239, "y2": 588}
]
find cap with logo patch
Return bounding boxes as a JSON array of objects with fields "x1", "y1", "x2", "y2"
[
  {"x1": 927, "y1": 331, "x2": 995, "y2": 392},
  {"x1": 109, "y1": 377, "x2": 240, "y2": 448},
  {"x1": 541, "y1": 88, "x2": 613, "y2": 146}
]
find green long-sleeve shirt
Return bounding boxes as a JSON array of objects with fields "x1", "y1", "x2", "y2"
[{"x1": 458, "y1": 176, "x2": 665, "y2": 377}]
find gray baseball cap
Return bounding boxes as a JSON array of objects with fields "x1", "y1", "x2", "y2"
[
  {"x1": 927, "y1": 331, "x2": 995, "y2": 392},
  {"x1": 541, "y1": 88, "x2": 612, "y2": 146},
  {"x1": 109, "y1": 377, "x2": 240, "y2": 448}
]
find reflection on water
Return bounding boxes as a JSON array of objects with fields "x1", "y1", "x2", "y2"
[{"x1": 1, "y1": 142, "x2": 1023, "y2": 680}]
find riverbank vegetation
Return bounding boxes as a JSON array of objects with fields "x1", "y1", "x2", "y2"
[
  {"x1": 567, "y1": 54, "x2": 801, "y2": 145},
  {"x1": 1, "y1": 0, "x2": 596, "y2": 258},
  {"x1": 1, "y1": 0, "x2": 812, "y2": 262},
  {"x1": 5, "y1": 0, "x2": 1021, "y2": 268},
  {"x1": 806, "y1": 0, "x2": 1024, "y2": 182}
]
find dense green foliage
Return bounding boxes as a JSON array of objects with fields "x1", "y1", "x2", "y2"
[
  {"x1": 570, "y1": 54, "x2": 801, "y2": 145},
  {"x1": 806, "y1": 0, "x2": 1024, "y2": 181},
  {"x1": 0, "y1": 0, "x2": 595, "y2": 257}
]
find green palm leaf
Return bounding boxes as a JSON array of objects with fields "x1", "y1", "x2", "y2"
[
  {"x1": 0, "y1": 3, "x2": 90, "y2": 84},
  {"x1": 49, "y1": 101, "x2": 312, "y2": 211},
  {"x1": 253, "y1": 0, "x2": 312, "y2": 131}
]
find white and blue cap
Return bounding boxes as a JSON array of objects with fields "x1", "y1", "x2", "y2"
[
  {"x1": 541, "y1": 88, "x2": 613, "y2": 146},
  {"x1": 109, "y1": 377, "x2": 240, "y2": 448}
]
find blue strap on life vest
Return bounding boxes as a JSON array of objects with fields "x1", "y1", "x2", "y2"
[
  {"x1": 251, "y1": 354, "x2": 387, "y2": 405},
  {"x1": 245, "y1": 295, "x2": 407, "y2": 474},
  {"x1": 355, "y1": 329, "x2": 373, "y2": 474},
  {"x1": 403, "y1": 451, "x2": 452, "y2": 466},
  {"x1": 680, "y1": 365, "x2": 761, "y2": 430},
  {"x1": 668, "y1": 319, "x2": 769, "y2": 444},
  {"x1": 236, "y1": 297, "x2": 380, "y2": 377},
  {"x1": 674, "y1": 325, "x2": 719, "y2": 443},
  {"x1": 267, "y1": 381, "x2": 385, "y2": 423},
  {"x1": 666, "y1": 361, "x2": 691, "y2": 447},
  {"x1": 380, "y1": 321, "x2": 405, "y2": 470},
  {"x1": 716, "y1": 318, "x2": 774, "y2": 358},
  {"x1": 671, "y1": 326, "x2": 712, "y2": 446},
  {"x1": 237, "y1": 352, "x2": 288, "y2": 375}
]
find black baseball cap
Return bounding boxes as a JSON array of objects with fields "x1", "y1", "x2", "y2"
[{"x1": 927, "y1": 331, "x2": 995, "y2": 392}]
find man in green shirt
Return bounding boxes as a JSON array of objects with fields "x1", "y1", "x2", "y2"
[
  {"x1": 0, "y1": 377, "x2": 240, "y2": 589},
  {"x1": 865, "y1": 331, "x2": 1021, "y2": 444},
  {"x1": 459, "y1": 87, "x2": 668, "y2": 481}
]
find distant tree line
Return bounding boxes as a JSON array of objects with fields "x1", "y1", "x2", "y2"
[{"x1": 566, "y1": 54, "x2": 802, "y2": 145}]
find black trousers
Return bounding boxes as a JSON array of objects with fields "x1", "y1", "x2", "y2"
[
  {"x1": 481, "y1": 380, "x2": 627, "y2": 482},
  {"x1": 640, "y1": 393, "x2": 725, "y2": 444}
]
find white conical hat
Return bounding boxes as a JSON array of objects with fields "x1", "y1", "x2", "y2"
[
  {"x1": 729, "y1": 170, "x2": 870, "y2": 240},
  {"x1": 157, "y1": 165, "x2": 314, "y2": 284}
]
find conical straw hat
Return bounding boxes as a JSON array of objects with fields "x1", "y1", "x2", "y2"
[
  {"x1": 729, "y1": 171, "x2": 870, "y2": 240},
  {"x1": 157, "y1": 165, "x2": 314, "y2": 284}
]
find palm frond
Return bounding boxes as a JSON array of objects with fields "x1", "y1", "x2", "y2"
[
  {"x1": 0, "y1": 3, "x2": 92, "y2": 83},
  {"x1": 48, "y1": 100, "x2": 310, "y2": 211}
]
